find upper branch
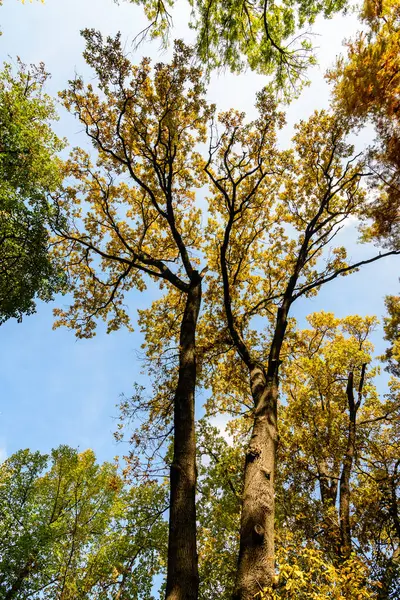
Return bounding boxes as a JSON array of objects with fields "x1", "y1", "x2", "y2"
[{"x1": 293, "y1": 250, "x2": 400, "y2": 300}]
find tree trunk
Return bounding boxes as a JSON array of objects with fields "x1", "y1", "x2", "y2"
[
  {"x1": 234, "y1": 365, "x2": 278, "y2": 600},
  {"x1": 5, "y1": 559, "x2": 34, "y2": 600},
  {"x1": 339, "y1": 370, "x2": 360, "y2": 560},
  {"x1": 318, "y1": 462, "x2": 341, "y2": 556},
  {"x1": 339, "y1": 417, "x2": 356, "y2": 559},
  {"x1": 388, "y1": 471, "x2": 400, "y2": 539},
  {"x1": 165, "y1": 279, "x2": 201, "y2": 600}
]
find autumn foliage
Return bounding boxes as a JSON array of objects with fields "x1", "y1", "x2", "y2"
[{"x1": 1, "y1": 0, "x2": 400, "y2": 598}]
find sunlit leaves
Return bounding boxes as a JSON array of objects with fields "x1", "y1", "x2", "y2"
[
  {"x1": 329, "y1": 0, "x2": 400, "y2": 250},
  {"x1": 129, "y1": 0, "x2": 349, "y2": 90},
  {"x1": 54, "y1": 36, "x2": 213, "y2": 337},
  {"x1": 0, "y1": 61, "x2": 65, "y2": 323},
  {"x1": 0, "y1": 446, "x2": 168, "y2": 599}
]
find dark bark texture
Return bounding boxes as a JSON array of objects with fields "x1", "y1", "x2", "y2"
[{"x1": 165, "y1": 280, "x2": 201, "y2": 600}]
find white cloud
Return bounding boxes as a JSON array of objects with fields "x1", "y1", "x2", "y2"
[{"x1": 209, "y1": 414, "x2": 234, "y2": 444}]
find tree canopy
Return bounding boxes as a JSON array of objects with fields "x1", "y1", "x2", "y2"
[
  {"x1": 0, "y1": 61, "x2": 65, "y2": 324},
  {"x1": 329, "y1": 0, "x2": 400, "y2": 249},
  {"x1": 1, "y1": 0, "x2": 400, "y2": 599},
  {"x1": 49, "y1": 27, "x2": 400, "y2": 597},
  {"x1": 0, "y1": 445, "x2": 167, "y2": 599},
  {"x1": 128, "y1": 0, "x2": 349, "y2": 88}
]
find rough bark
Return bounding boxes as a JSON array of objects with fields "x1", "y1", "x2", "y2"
[
  {"x1": 234, "y1": 302, "x2": 290, "y2": 599},
  {"x1": 217, "y1": 162, "x2": 320, "y2": 597},
  {"x1": 234, "y1": 366, "x2": 278, "y2": 600},
  {"x1": 228, "y1": 262, "x2": 293, "y2": 599},
  {"x1": 165, "y1": 278, "x2": 201, "y2": 600}
]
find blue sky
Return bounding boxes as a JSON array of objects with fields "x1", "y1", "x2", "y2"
[{"x1": 0, "y1": 0, "x2": 398, "y2": 465}]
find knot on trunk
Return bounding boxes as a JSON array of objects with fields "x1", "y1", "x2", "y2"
[
  {"x1": 246, "y1": 445, "x2": 261, "y2": 462},
  {"x1": 261, "y1": 469, "x2": 271, "y2": 480},
  {"x1": 253, "y1": 523, "x2": 265, "y2": 542}
]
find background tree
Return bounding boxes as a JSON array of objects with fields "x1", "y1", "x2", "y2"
[
  {"x1": 329, "y1": 0, "x2": 400, "y2": 250},
  {"x1": 274, "y1": 312, "x2": 399, "y2": 598},
  {"x1": 0, "y1": 445, "x2": 168, "y2": 599},
  {"x1": 0, "y1": 60, "x2": 65, "y2": 324},
  {"x1": 353, "y1": 403, "x2": 400, "y2": 599},
  {"x1": 53, "y1": 32, "x2": 213, "y2": 600},
  {"x1": 196, "y1": 420, "x2": 243, "y2": 600},
  {"x1": 381, "y1": 295, "x2": 400, "y2": 377},
  {"x1": 194, "y1": 312, "x2": 397, "y2": 599},
  {"x1": 328, "y1": 18, "x2": 400, "y2": 589},
  {"x1": 279, "y1": 313, "x2": 378, "y2": 560}
]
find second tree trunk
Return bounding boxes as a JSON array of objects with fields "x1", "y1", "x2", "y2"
[{"x1": 234, "y1": 366, "x2": 278, "y2": 599}]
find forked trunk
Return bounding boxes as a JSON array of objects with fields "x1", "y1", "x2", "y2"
[
  {"x1": 234, "y1": 366, "x2": 278, "y2": 600},
  {"x1": 165, "y1": 280, "x2": 201, "y2": 600}
]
